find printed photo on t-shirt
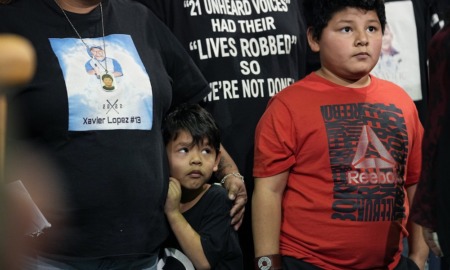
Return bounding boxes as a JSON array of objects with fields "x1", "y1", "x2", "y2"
[
  {"x1": 371, "y1": 1, "x2": 422, "y2": 101},
  {"x1": 49, "y1": 34, "x2": 153, "y2": 131}
]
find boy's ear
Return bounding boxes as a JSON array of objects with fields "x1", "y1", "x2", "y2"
[
  {"x1": 307, "y1": 27, "x2": 320, "y2": 53},
  {"x1": 213, "y1": 151, "x2": 221, "y2": 172}
]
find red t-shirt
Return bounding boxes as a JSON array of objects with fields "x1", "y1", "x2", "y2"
[{"x1": 254, "y1": 73, "x2": 423, "y2": 270}]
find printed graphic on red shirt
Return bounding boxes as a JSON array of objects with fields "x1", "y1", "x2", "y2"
[{"x1": 321, "y1": 103, "x2": 408, "y2": 222}]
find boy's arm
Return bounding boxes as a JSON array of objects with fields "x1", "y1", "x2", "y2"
[
  {"x1": 216, "y1": 144, "x2": 247, "y2": 230},
  {"x1": 165, "y1": 178, "x2": 210, "y2": 269},
  {"x1": 252, "y1": 171, "x2": 288, "y2": 267},
  {"x1": 406, "y1": 184, "x2": 429, "y2": 270}
]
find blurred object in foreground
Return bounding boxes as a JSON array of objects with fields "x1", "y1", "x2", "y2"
[
  {"x1": 7, "y1": 180, "x2": 51, "y2": 237},
  {"x1": 2, "y1": 144, "x2": 65, "y2": 270},
  {"x1": 0, "y1": 34, "x2": 36, "y2": 89},
  {"x1": 0, "y1": 34, "x2": 36, "y2": 179}
]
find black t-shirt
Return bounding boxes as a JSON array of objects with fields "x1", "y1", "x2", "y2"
[
  {"x1": 160, "y1": 185, "x2": 243, "y2": 270},
  {"x1": 0, "y1": 0, "x2": 210, "y2": 258},
  {"x1": 136, "y1": 0, "x2": 308, "y2": 182},
  {"x1": 134, "y1": 2, "x2": 308, "y2": 268}
]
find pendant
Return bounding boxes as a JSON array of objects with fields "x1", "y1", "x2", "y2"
[{"x1": 100, "y1": 72, "x2": 115, "y2": 91}]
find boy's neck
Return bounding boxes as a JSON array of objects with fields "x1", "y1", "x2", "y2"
[
  {"x1": 180, "y1": 184, "x2": 211, "y2": 213},
  {"x1": 55, "y1": 0, "x2": 100, "y2": 13},
  {"x1": 316, "y1": 68, "x2": 371, "y2": 88}
]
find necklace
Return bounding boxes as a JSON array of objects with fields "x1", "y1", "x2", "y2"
[{"x1": 54, "y1": 0, "x2": 109, "y2": 74}]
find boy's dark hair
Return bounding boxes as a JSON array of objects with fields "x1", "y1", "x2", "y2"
[
  {"x1": 163, "y1": 103, "x2": 221, "y2": 154},
  {"x1": 102, "y1": 73, "x2": 113, "y2": 81},
  {"x1": 303, "y1": 0, "x2": 386, "y2": 41}
]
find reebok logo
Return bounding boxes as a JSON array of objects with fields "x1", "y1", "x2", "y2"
[{"x1": 347, "y1": 125, "x2": 403, "y2": 185}]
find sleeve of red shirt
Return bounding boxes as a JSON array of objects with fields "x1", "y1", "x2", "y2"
[{"x1": 254, "y1": 96, "x2": 297, "y2": 178}]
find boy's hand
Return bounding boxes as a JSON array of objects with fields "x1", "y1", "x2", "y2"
[
  {"x1": 164, "y1": 177, "x2": 182, "y2": 215},
  {"x1": 222, "y1": 175, "x2": 247, "y2": 230},
  {"x1": 423, "y1": 227, "x2": 444, "y2": 257}
]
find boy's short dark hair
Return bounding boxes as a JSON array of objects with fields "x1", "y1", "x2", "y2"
[
  {"x1": 303, "y1": 0, "x2": 386, "y2": 41},
  {"x1": 102, "y1": 73, "x2": 113, "y2": 81},
  {"x1": 163, "y1": 103, "x2": 221, "y2": 154}
]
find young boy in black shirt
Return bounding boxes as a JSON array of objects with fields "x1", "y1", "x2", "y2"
[{"x1": 160, "y1": 104, "x2": 243, "y2": 270}]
